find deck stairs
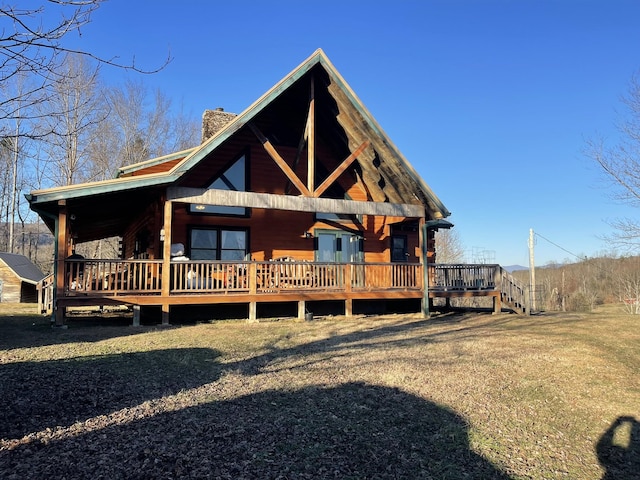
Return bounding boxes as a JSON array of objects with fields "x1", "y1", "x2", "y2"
[{"x1": 499, "y1": 267, "x2": 529, "y2": 314}]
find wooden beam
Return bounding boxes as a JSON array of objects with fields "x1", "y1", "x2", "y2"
[
  {"x1": 248, "y1": 123, "x2": 311, "y2": 196},
  {"x1": 161, "y1": 199, "x2": 173, "y2": 325},
  {"x1": 314, "y1": 140, "x2": 370, "y2": 198},
  {"x1": 54, "y1": 200, "x2": 68, "y2": 326},
  {"x1": 167, "y1": 186, "x2": 425, "y2": 217},
  {"x1": 308, "y1": 75, "x2": 315, "y2": 193}
]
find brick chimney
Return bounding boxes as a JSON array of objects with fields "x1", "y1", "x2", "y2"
[{"x1": 201, "y1": 108, "x2": 237, "y2": 143}]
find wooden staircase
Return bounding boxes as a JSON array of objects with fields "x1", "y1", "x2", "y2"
[{"x1": 500, "y1": 267, "x2": 529, "y2": 314}]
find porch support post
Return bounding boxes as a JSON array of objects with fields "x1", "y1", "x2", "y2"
[
  {"x1": 160, "y1": 199, "x2": 172, "y2": 326},
  {"x1": 249, "y1": 302, "x2": 257, "y2": 321},
  {"x1": 420, "y1": 219, "x2": 430, "y2": 318},
  {"x1": 493, "y1": 266, "x2": 502, "y2": 314},
  {"x1": 493, "y1": 294, "x2": 501, "y2": 315},
  {"x1": 54, "y1": 200, "x2": 69, "y2": 327},
  {"x1": 298, "y1": 300, "x2": 305, "y2": 320},
  {"x1": 345, "y1": 299, "x2": 353, "y2": 317},
  {"x1": 132, "y1": 305, "x2": 141, "y2": 326}
]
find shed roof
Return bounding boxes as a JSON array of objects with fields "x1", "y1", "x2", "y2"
[{"x1": 0, "y1": 253, "x2": 46, "y2": 284}]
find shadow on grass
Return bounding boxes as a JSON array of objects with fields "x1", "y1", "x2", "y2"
[
  {"x1": 233, "y1": 312, "x2": 509, "y2": 376},
  {"x1": 597, "y1": 416, "x2": 640, "y2": 480},
  {"x1": 1, "y1": 382, "x2": 512, "y2": 479},
  {"x1": 0, "y1": 313, "x2": 166, "y2": 350},
  {"x1": 0, "y1": 347, "x2": 222, "y2": 439}
]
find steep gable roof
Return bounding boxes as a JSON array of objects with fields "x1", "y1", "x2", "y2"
[
  {"x1": 0, "y1": 253, "x2": 45, "y2": 284},
  {"x1": 28, "y1": 49, "x2": 449, "y2": 241}
]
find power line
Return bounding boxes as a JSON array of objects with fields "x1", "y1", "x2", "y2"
[{"x1": 533, "y1": 232, "x2": 588, "y2": 262}]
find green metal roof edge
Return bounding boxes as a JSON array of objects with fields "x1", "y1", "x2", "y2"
[
  {"x1": 116, "y1": 147, "x2": 198, "y2": 177},
  {"x1": 27, "y1": 173, "x2": 174, "y2": 205}
]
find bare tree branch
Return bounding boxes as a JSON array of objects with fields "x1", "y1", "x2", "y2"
[
  {"x1": 586, "y1": 71, "x2": 640, "y2": 252},
  {"x1": 0, "y1": 0, "x2": 170, "y2": 135}
]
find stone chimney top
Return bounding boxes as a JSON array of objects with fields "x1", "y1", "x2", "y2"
[{"x1": 201, "y1": 108, "x2": 237, "y2": 143}]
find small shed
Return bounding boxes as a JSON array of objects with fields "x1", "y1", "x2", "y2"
[{"x1": 0, "y1": 252, "x2": 46, "y2": 303}]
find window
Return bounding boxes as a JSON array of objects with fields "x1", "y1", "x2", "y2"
[
  {"x1": 190, "y1": 227, "x2": 248, "y2": 260},
  {"x1": 391, "y1": 235, "x2": 408, "y2": 262},
  {"x1": 190, "y1": 153, "x2": 248, "y2": 216}
]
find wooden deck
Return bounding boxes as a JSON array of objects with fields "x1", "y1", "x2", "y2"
[{"x1": 43, "y1": 260, "x2": 528, "y2": 321}]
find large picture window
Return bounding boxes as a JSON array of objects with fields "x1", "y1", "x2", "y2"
[
  {"x1": 190, "y1": 152, "x2": 248, "y2": 216},
  {"x1": 190, "y1": 227, "x2": 248, "y2": 260}
]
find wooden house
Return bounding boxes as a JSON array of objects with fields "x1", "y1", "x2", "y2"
[
  {"x1": 0, "y1": 252, "x2": 45, "y2": 303},
  {"x1": 28, "y1": 50, "x2": 526, "y2": 325}
]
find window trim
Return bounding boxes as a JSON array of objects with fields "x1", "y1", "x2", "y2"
[{"x1": 188, "y1": 226, "x2": 250, "y2": 261}]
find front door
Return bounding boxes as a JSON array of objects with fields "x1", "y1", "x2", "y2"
[{"x1": 316, "y1": 231, "x2": 363, "y2": 263}]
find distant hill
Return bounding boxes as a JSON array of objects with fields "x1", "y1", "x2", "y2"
[{"x1": 504, "y1": 265, "x2": 528, "y2": 272}]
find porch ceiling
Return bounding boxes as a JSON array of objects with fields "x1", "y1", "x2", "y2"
[{"x1": 33, "y1": 186, "x2": 163, "y2": 243}]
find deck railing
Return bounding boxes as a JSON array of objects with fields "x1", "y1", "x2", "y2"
[
  {"x1": 59, "y1": 259, "x2": 424, "y2": 297},
  {"x1": 430, "y1": 264, "x2": 500, "y2": 291},
  {"x1": 40, "y1": 260, "x2": 529, "y2": 314},
  {"x1": 65, "y1": 259, "x2": 163, "y2": 295},
  {"x1": 170, "y1": 261, "x2": 423, "y2": 293}
]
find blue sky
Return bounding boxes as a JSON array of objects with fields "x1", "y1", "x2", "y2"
[{"x1": 64, "y1": 0, "x2": 640, "y2": 266}]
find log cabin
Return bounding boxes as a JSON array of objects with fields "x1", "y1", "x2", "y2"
[{"x1": 27, "y1": 50, "x2": 527, "y2": 325}]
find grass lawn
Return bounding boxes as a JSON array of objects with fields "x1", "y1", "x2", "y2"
[{"x1": 0, "y1": 304, "x2": 638, "y2": 479}]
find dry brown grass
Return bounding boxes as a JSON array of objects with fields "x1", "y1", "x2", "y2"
[{"x1": 0, "y1": 303, "x2": 638, "y2": 478}]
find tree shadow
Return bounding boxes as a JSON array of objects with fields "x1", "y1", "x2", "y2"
[
  {"x1": 597, "y1": 416, "x2": 640, "y2": 479},
  {"x1": 1, "y1": 383, "x2": 512, "y2": 479},
  {"x1": 0, "y1": 313, "x2": 160, "y2": 350},
  {"x1": 0, "y1": 347, "x2": 222, "y2": 439},
  {"x1": 232, "y1": 313, "x2": 507, "y2": 376}
]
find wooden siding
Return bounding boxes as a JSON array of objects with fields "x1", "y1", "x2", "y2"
[
  {"x1": 0, "y1": 261, "x2": 22, "y2": 302},
  {"x1": 0, "y1": 261, "x2": 38, "y2": 303},
  {"x1": 126, "y1": 158, "x2": 183, "y2": 177}
]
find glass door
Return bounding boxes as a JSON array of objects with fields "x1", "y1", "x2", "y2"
[{"x1": 316, "y1": 231, "x2": 362, "y2": 263}]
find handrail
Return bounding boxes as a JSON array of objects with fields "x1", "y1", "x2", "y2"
[
  {"x1": 430, "y1": 264, "x2": 500, "y2": 291},
  {"x1": 500, "y1": 267, "x2": 529, "y2": 313},
  {"x1": 37, "y1": 273, "x2": 55, "y2": 314}
]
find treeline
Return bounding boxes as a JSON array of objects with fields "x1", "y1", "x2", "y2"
[
  {"x1": 1, "y1": 54, "x2": 201, "y2": 256},
  {"x1": 511, "y1": 255, "x2": 640, "y2": 313}
]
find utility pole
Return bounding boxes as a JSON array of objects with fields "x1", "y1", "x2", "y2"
[{"x1": 528, "y1": 228, "x2": 536, "y2": 312}]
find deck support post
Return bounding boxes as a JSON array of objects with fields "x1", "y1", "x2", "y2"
[
  {"x1": 132, "y1": 305, "x2": 141, "y2": 326},
  {"x1": 297, "y1": 300, "x2": 305, "y2": 320},
  {"x1": 345, "y1": 299, "x2": 352, "y2": 317},
  {"x1": 492, "y1": 294, "x2": 501, "y2": 314},
  {"x1": 161, "y1": 304, "x2": 170, "y2": 326},
  {"x1": 249, "y1": 302, "x2": 257, "y2": 321}
]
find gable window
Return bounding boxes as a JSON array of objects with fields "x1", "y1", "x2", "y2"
[
  {"x1": 190, "y1": 152, "x2": 248, "y2": 216},
  {"x1": 190, "y1": 227, "x2": 248, "y2": 260}
]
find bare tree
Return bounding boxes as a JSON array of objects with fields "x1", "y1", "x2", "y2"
[
  {"x1": 88, "y1": 79, "x2": 199, "y2": 179},
  {"x1": 39, "y1": 53, "x2": 106, "y2": 186},
  {"x1": 435, "y1": 229, "x2": 465, "y2": 264},
  {"x1": 0, "y1": 0, "x2": 169, "y2": 137},
  {"x1": 586, "y1": 72, "x2": 640, "y2": 252}
]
